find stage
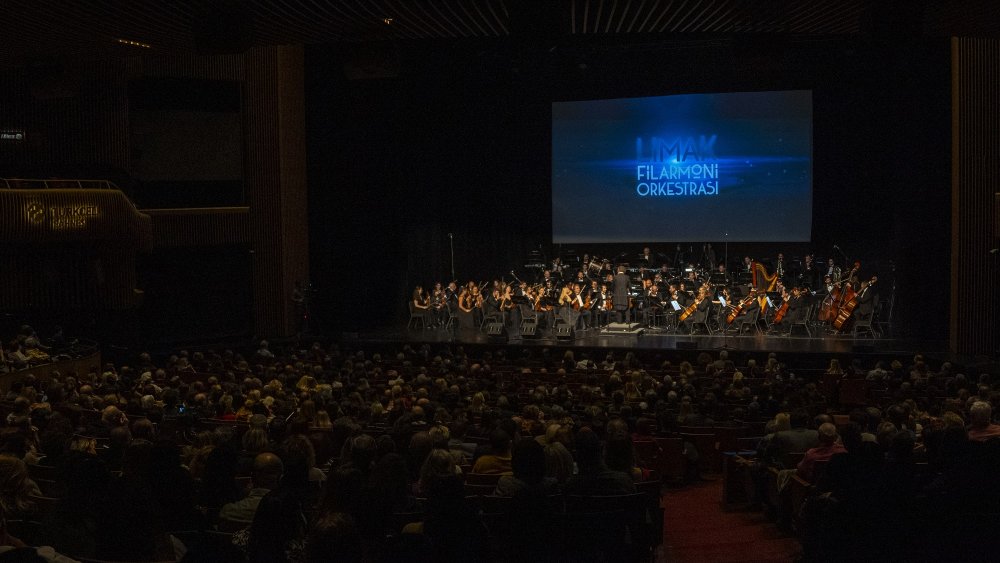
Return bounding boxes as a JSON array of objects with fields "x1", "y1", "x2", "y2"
[{"x1": 351, "y1": 324, "x2": 949, "y2": 359}]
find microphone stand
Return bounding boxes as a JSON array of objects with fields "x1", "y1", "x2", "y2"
[{"x1": 448, "y1": 233, "x2": 455, "y2": 282}]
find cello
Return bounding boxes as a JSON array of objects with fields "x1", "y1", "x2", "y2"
[
  {"x1": 726, "y1": 290, "x2": 757, "y2": 324},
  {"x1": 771, "y1": 288, "x2": 792, "y2": 324},
  {"x1": 678, "y1": 288, "x2": 707, "y2": 323},
  {"x1": 833, "y1": 276, "x2": 876, "y2": 331}
]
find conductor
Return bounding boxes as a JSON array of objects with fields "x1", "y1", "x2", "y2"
[{"x1": 613, "y1": 265, "x2": 631, "y2": 323}]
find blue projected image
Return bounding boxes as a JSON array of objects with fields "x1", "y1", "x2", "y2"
[{"x1": 552, "y1": 90, "x2": 812, "y2": 243}]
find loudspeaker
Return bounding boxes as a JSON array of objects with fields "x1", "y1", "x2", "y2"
[
  {"x1": 521, "y1": 323, "x2": 538, "y2": 337},
  {"x1": 676, "y1": 341, "x2": 698, "y2": 350},
  {"x1": 485, "y1": 323, "x2": 505, "y2": 336},
  {"x1": 554, "y1": 325, "x2": 574, "y2": 339}
]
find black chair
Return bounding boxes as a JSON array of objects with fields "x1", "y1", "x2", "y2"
[
  {"x1": 407, "y1": 302, "x2": 426, "y2": 330},
  {"x1": 563, "y1": 493, "x2": 652, "y2": 562},
  {"x1": 789, "y1": 303, "x2": 814, "y2": 337},
  {"x1": 737, "y1": 308, "x2": 761, "y2": 335}
]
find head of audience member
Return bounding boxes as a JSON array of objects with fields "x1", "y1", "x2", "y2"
[
  {"x1": 817, "y1": 423, "x2": 838, "y2": 446},
  {"x1": 0, "y1": 455, "x2": 37, "y2": 516},
  {"x1": 510, "y1": 438, "x2": 547, "y2": 489},
  {"x1": 489, "y1": 429, "x2": 512, "y2": 457},
  {"x1": 253, "y1": 452, "x2": 284, "y2": 490},
  {"x1": 970, "y1": 401, "x2": 993, "y2": 430},
  {"x1": 604, "y1": 433, "x2": 636, "y2": 476}
]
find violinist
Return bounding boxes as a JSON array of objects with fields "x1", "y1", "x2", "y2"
[
  {"x1": 573, "y1": 269, "x2": 590, "y2": 286},
  {"x1": 572, "y1": 283, "x2": 591, "y2": 329},
  {"x1": 457, "y1": 286, "x2": 475, "y2": 330},
  {"x1": 676, "y1": 282, "x2": 693, "y2": 307},
  {"x1": 431, "y1": 282, "x2": 447, "y2": 326},
  {"x1": 445, "y1": 281, "x2": 460, "y2": 306},
  {"x1": 411, "y1": 286, "x2": 430, "y2": 319},
  {"x1": 557, "y1": 283, "x2": 574, "y2": 326},
  {"x1": 643, "y1": 283, "x2": 665, "y2": 327},
  {"x1": 593, "y1": 283, "x2": 611, "y2": 327}
]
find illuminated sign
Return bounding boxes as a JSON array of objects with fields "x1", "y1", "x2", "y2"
[
  {"x1": 24, "y1": 202, "x2": 100, "y2": 230},
  {"x1": 634, "y1": 135, "x2": 720, "y2": 197},
  {"x1": 0, "y1": 130, "x2": 25, "y2": 141}
]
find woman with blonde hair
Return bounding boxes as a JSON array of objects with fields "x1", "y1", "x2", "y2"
[
  {"x1": 0, "y1": 455, "x2": 40, "y2": 519},
  {"x1": 313, "y1": 410, "x2": 333, "y2": 429}
]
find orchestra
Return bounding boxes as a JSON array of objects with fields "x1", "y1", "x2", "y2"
[{"x1": 408, "y1": 245, "x2": 885, "y2": 338}]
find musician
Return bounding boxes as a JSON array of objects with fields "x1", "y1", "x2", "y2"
[
  {"x1": 445, "y1": 281, "x2": 460, "y2": 305},
  {"x1": 775, "y1": 253, "x2": 786, "y2": 280},
  {"x1": 680, "y1": 287, "x2": 711, "y2": 334},
  {"x1": 542, "y1": 269, "x2": 555, "y2": 286},
  {"x1": 552, "y1": 257, "x2": 566, "y2": 280},
  {"x1": 855, "y1": 276, "x2": 878, "y2": 320},
  {"x1": 727, "y1": 289, "x2": 760, "y2": 332},
  {"x1": 685, "y1": 269, "x2": 699, "y2": 286},
  {"x1": 613, "y1": 265, "x2": 631, "y2": 323},
  {"x1": 703, "y1": 243, "x2": 716, "y2": 271},
  {"x1": 643, "y1": 283, "x2": 665, "y2": 327},
  {"x1": 431, "y1": 283, "x2": 447, "y2": 326},
  {"x1": 412, "y1": 286, "x2": 430, "y2": 319},
  {"x1": 573, "y1": 270, "x2": 589, "y2": 286},
  {"x1": 673, "y1": 244, "x2": 687, "y2": 268},
  {"x1": 800, "y1": 254, "x2": 819, "y2": 289},
  {"x1": 826, "y1": 258, "x2": 841, "y2": 283},
  {"x1": 483, "y1": 285, "x2": 500, "y2": 318},
  {"x1": 675, "y1": 282, "x2": 693, "y2": 307},
  {"x1": 640, "y1": 247, "x2": 654, "y2": 265},
  {"x1": 572, "y1": 283, "x2": 592, "y2": 329},
  {"x1": 769, "y1": 287, "x2": 803, "y2": 335},
  {"x1": 743, "y1": 256, "x2": 753, "y2": 273},
  {"x1": 821, "y1": 275, "x2": 834, "y2": 296},
  {"x1": 593, "y1": 283, "x2": 612, "y2": 327}
]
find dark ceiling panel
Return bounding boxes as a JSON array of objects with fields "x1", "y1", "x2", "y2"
[{"x1": 0, "y1": 0, "x2": 996, "y2": 69}]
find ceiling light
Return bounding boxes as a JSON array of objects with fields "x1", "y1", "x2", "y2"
[{"x1": 116, "y1": 38, "x2": 151, "y2": 49}]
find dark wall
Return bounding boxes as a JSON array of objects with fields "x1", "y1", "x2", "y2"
[{"x1": 306, "y1": 37, "x2": 951, "y2": 339}]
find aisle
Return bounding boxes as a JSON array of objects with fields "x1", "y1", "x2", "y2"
[{"x1": 661, "y1": 480, "x2": 801, "y2": 563}]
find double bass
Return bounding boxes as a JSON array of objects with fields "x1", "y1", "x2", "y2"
[
  {"x1": 818, "y1": 262, "x2": 860, "y2": 322},
  {"x1": 833, "y1": 276, "x2": 876, "y2": 331}
]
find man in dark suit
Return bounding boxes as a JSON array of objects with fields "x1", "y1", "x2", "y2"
[
  {"x1": 613, "y1": 266, "x2": 631, "y2": 323},
  {"x1": 855, "y1": 276, "x2": 877, "y2": 320}
]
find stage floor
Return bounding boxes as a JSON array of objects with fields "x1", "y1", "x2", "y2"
[{"x1": 351, "y1": 325, "x2": 948, "y2": 358}]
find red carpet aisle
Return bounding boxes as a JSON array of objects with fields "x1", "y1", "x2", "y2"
[{"x1": 661, "y1": 480, "x2": 801, "y2": 563}]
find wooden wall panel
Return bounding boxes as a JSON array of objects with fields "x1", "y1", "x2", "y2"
[
  {"x1": 145, "y1": 207, "x2": 250, "y2": 247},
  {"x1": 0, "y1": 48, "x2": 308, "y2": 336},
  {"x1": 951, "y1": 38, "x2": 1000, "y2": 356}
]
